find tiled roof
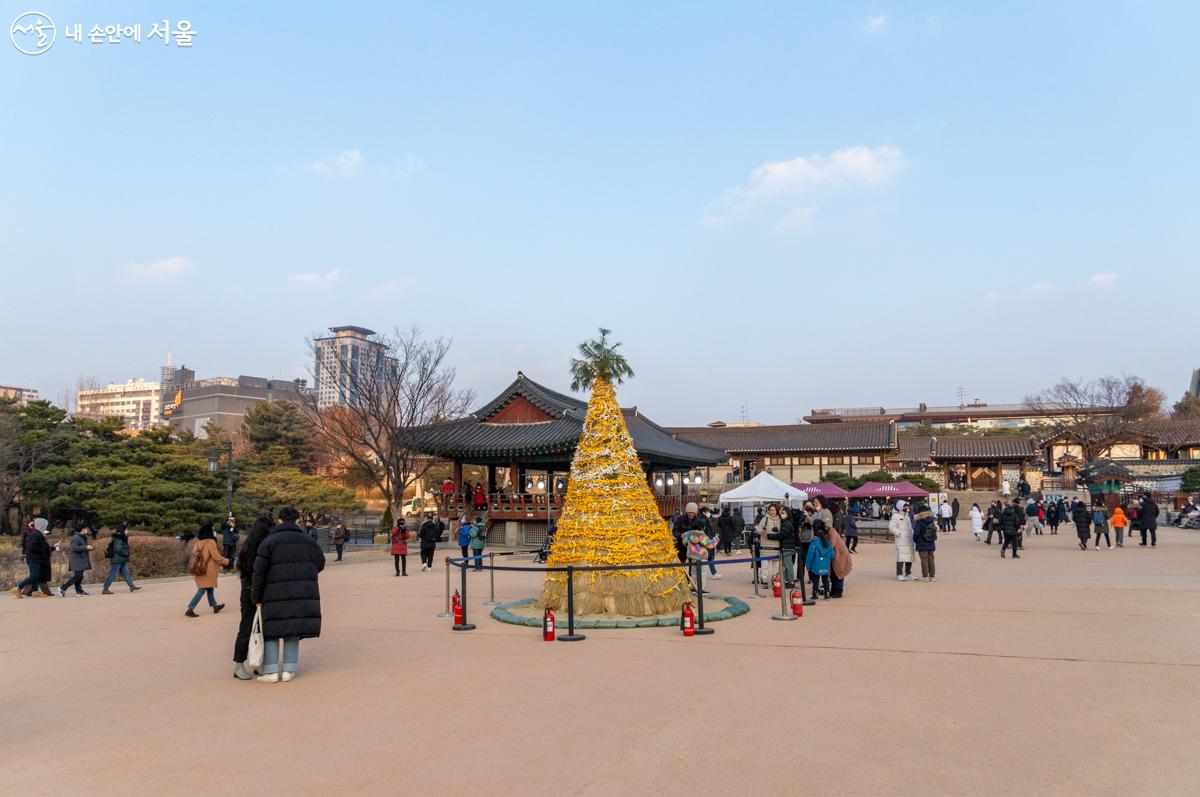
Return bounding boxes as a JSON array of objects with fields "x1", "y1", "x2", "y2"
[
  {"x1": 931, "y1": 435, "x2": 1038, "y2": 460},
  {"x1": 1138, "y1": 420, "x2": 1200, "y2": 448},
  {"x1": 898, "y1": 436, "x2": 934, "y2": 462},
  {"x1": 667, "y1": 423, "x2": 896, "y2": 454},
  {"x1": 409, "y1": 374, "x2": 725, "y2": 467}
]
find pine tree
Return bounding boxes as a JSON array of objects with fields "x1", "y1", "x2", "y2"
[{"x1": 539, "y1": 330, "x2": 688, "y2": 616}]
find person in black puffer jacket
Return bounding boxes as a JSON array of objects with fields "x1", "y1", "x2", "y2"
[
  {"x1": 251, "y1": 508, "x2": 325, "y2": 683},
  {"x1": 1071, "y1": 500, "x2": 1093, "y2": 551},
  {"x1": 1000, "y1": 502, "x2": 1022, "y2": 558}
]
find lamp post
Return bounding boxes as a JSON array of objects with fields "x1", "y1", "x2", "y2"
[{"x1": 208, "y1": 440, "x2": 234, "y2": 517}]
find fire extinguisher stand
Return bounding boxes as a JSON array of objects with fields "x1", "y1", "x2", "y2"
[
  {"x1": 771, "y1": 552, "x2": 796, "y2": 621},
  {"x1": 437, "y1": 556, "x2": 453, "y2": 618},
  {"x1": 452, "y1": 560, "x2": 476, "y2": 631},
  {"x1": 558, "y1": 564, "x2": 586, "y2": 642},
  {"x1": 692, "y1": 560, "x2": 714, "y2": 635}
]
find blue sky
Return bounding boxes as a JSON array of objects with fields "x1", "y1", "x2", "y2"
[{"x1": 2, "y1": 2, "x2": 1197, "y2": 424}]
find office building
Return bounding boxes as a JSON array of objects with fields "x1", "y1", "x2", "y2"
[
  {"x1": 312, "y1": 325, "x2": 390, "y2": 409},
  {"x1": 75, "y1": 379, "x2": 162, "y2": 431},
  {"x1": 167, "y1": 375, "x2": 308, "y2": 438},
  {"x1": 0, "y1": 385, "x2": 40, "y2": 405}
]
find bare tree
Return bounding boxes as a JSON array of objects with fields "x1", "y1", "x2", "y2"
[
  {"x1": 1025, "y1": 375, "x2": 1164, "y2": 462},
  {"x1": 299, "y1": 327, "x2": 474, "y2": 519}
]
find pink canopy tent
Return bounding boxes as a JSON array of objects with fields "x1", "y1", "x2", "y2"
[
  {"x1": 790, "y1": 482, "x2": 850, "y2": 499},
  {"x1": 847, "y1": 480, "x2": 931, "y2": 499}
]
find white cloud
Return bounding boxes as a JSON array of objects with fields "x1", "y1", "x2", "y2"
[
  {"x1": 122, "y1": 256, "x2": 195, "y2": 282},
  {"x1": 288, "y1": 268, "x2": 341, "y2": 287},
  {"x1": 864, "y1": 14, "x2": 887, "y2": 32},
  {"x1": 1089, "y1": 272, "x2": 1118, "y2": 288},
  {"x1": 1027, "y1": 282, "x2": 1056, "y2": 295},
  {"x1": 309, "y1": 149, "x2": 364, "y2": 176},
  {"x1": 703, "y1": 145, "x2": 906, "y2": 226},
  {"x1": 776, "y1": 206, "x2": 817, "y2": 234},
  {"x1": 983, "y1": 290, "x2": 999, "y2": 304}
]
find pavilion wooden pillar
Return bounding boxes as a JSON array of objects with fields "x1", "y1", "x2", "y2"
[
  {"x1": 486, "y1": 465, "x2": 496, "y2": 495},
  {"x1": 508, "y1": 460, "x2": 518, "y2": 493},
  {"x1": 452, "y1": 459, "x2": 463, "y2": 490}
]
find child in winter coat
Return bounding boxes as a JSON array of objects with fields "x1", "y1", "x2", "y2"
[
  {"x1": 680, "y1": 524, "x2": 718, "y2": 590},
  {"x1": 1110, "y1": 506, "x2": 1128, "y2": 547},
  {"x1": 804, "y1": 528, "x2": 834, "y2": 599}
]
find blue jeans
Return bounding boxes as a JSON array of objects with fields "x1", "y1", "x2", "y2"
[
  {"x1": 16, "y1": 562, "x2": 40, "y2": 591},
  {"x1": 261, "y1": 636, "x2": 300, "y2": 675},
  {"x1": 472, "y1": 550, "x2": 484, "y2": 570},
  {"x1": 188, "y1": 587, "x2": 216, "y2": 610},
  {"x1": 104, "y1": 562, "x2": 134, "y2": 589}
]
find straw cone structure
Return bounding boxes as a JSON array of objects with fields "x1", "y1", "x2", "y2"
[{"x1": 539, "y1": 377, "x2": 690, "y2": 616}]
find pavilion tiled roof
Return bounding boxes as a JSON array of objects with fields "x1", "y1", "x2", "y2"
[
  {"x1": 931, "y1": 435, "x2": 1038, "y2": 461},
  {"x1": 667, "y1": 422, "x2": 896, "y2": 454},
  {"x1": 408, "y1": 373, "x2": 726, "y2": 467}
]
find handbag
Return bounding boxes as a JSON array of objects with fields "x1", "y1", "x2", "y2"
[{"x1": 246, "y1": 605, "x2": 265, "y2": 670}]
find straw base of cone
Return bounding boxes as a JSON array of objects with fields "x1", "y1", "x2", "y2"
[{"x1": 539, "y1": 571, "x2": 690, "y2": 616}]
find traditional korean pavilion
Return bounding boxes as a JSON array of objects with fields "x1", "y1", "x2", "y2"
[{"x1": 410, "y1": 372, "x2": 725, "y2": 537}]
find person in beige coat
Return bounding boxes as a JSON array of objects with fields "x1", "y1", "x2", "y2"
[
  {"x1": 185, "y1": 521, "x2": 229, "y2": 618},
  {"x1": 890, "y1": 500, "x2": 915, "y2": 581}
]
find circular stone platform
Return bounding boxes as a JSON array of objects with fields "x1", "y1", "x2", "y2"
[{"x1": 490, "y1": 596, "x2": 751, "y2": 628}]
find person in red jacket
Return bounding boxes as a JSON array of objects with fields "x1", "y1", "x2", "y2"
[
  {"x1": 390, "y1": 522, "x2": 409, "y2": 576},
  {"x1": 473, "y1": 482, "x2": 486, "y2": 510}
]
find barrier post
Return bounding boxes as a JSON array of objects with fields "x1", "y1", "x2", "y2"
[
  {"x1": 800, "y1": 548, "x2": 815, "y2": 606},
  {"x1": 436, "y1": 555, "x2": 452, "y2": 618},
  {"x1": 483, "y1": 552, "x2": 499, "y2": 605},
  {"x1": 452, "y1": 561, "x2": 475, "y2": 631},
  {"x1": 693, "y1": 559, "x2": 714, "y2": 635},
  {"x1": 747, "y1": 540, "x2": 764, "y2": 599},
  {"x1": 558, "y1": 565, "x2": 586, "y2": 642},
  {"x1": 772, "y1": 552, "x2": 796, "y2": 621}
]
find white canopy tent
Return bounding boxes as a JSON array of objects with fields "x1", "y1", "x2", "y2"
[{"x1": 717, "y1": 472, "x2": 808, "y2": 507}]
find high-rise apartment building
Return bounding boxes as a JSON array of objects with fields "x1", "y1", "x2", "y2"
[
  {"x1": 312, "y1": 326, "x2": 389, "y2": 408},
  {"x1": 75, "y1": 379, "x2": 162, "y2": 430}
]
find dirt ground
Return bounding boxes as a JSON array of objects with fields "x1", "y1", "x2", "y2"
[{"x1": 2, "y1": 527, "x2": 1198, "y2": 796}]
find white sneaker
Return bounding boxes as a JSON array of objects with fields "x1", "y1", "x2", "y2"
[
  {"x1": 1107, "y1": 545, "x2": 1114, "y2": 550},
  {"x1": 929, "y1": 577, "x2": 937, "y2": 582},
  {"x1": 256, "y1": 674, "x2": 282, "y2": 683},
  {"x1": 896, "y1": 575, "x2": 906, "y2": 581},
  {"x1": 281, "y1": 672, "x2": 295, "y2": 682},
  {"x1": 711, "y1": 572, "x2": 723, "y2": 579}
]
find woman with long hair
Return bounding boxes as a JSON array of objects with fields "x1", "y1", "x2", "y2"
[
  {"x1": 185, "y1": 521, "x2": 228, "y2": 618},
  {"x1": 232, "y1": 516, "x2": 275, "y2": 680}
]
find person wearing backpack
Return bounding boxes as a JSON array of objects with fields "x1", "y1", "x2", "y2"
[
  {"x1": 185, "y1": 521, "x2": 228, "y2": 617},
  {"x1": 101, "y1": 523, "x2": 142, "y2": 594},
  {"x1": 804, "y1": 523, "x2": 835, "y2": 598},
  {"x1": 469, "y1": 515, "x2": 487, "y2": 571},
  {"x1": 1092, "y1": 506, "x2": 1112, "y2": 549},
  {"x1": 911, "y1": 504, "x2": 938, "y2": 582},
  {"x1": 56, "y1": 525, "x2": 95, "y2": 597}
]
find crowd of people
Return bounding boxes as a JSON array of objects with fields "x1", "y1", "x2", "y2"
[{"x1": 963, "y1": 493, "x2": 1160, "y2": 553}]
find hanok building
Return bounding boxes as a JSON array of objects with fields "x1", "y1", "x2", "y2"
[
  {"x1": 666, "y1": 422, "x2": 898, "y2": 485},
  {"x1": 893, "y1": 435, "x2": 1039, "y2": 489},
  {"x1": 410, "y1": 373, "x2": 725, "y2": 547},
  {"x1": 804, "y1": 400, "x2": 1111, "y2": 432}
]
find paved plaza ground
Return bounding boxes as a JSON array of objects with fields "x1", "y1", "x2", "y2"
[{"x1": 3, "y1": 527, "x2": 1199, "y2": 796}]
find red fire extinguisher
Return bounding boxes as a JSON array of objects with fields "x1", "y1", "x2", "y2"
[
  {"x1": 771, "y1": 574, "x2": 782, "y2": 598},
  {"x1": 680, "y1": 601, "x2": 695, "y2": 637},
  {"x1": 543, "y1": 606, "x2": 556, "y2": 641},
  {"x1": 790, "y1": 587, "x2": 804, "y2": 617},
  {"x1": 452, "y1": 589, "x2": 462, "y2": 625}
]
